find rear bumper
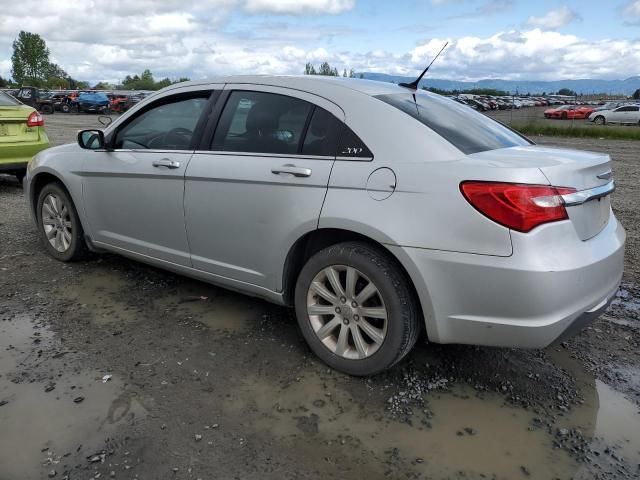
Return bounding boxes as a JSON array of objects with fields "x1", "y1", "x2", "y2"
[
  {"x1": 391, "y1": 213, "x2": 625, "y2": 348},
  {"x1": 0, "y1": 136, "x2": 49, "y2": 170}
]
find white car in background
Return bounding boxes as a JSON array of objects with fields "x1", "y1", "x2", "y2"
[{"x1": 588, "y1": 105, "x2": 640, "y2": 125}]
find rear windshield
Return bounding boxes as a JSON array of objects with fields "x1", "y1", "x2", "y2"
[
  {"x1": 376, "y1": 92, "x2": 532, "y2": 155},
  {"x1": 0, "y1": 91, "x2": 20, "y2": 107}
]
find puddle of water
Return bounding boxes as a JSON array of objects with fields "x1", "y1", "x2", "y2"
[
  {"x1": 592, "y1": 380, "x2": 640, "y2": 463},
  {"x1": 610, "y1": 285, "x2": 640, "y2": 316},
  {"x1": 550, "y1": 349, "x2": 640, "y2": 470},
  {"x1": 60, "y1": 269, "x2": 139, "y2": 326},
  {"x1": 61, "y1": 268, "x2": 266, "y2": 333},
  {"x1": 225, "y1": 373, "x2": 581, "y2": 480},
  {"x1": 0, "y1": 315, "x2": 146, "y2": 479},
  {"x1": 154, "y1": 281, "x2": 267, "y2": 333}
]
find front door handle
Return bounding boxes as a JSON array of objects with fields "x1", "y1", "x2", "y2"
[
  {"x1": 153, "y1": 159, "x2": 181, "y2": 169},
  {"x1": 271, "y1": 164, "x2": 312, "y2": 178}
]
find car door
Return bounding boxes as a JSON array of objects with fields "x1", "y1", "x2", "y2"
[
  {"x1": 620, "y1": 106, "x2": 640, "y2": 124},
  {"x1": 607, "y1": 106, "x2": 627, "y2": 123},
  {"x1": 184, "y1": 85, "x2": 343, "y2": 290},
  {"x1": 81, "y1": 88, "x2": 216, "y2": 266}
]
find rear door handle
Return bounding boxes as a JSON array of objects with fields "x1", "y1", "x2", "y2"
[
  {"x1": 152, "y1": 159, "x2": 181, "y2": 169},
  {"x1": 271, "y1": 164, "x2": 312, "y2": 178}
]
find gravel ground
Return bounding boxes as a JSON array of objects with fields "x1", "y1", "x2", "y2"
[{"x1": 0, "y1": 117, "x2": 639, "y2": 479}]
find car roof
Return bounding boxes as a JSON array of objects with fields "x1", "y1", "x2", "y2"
[{"x1": 164, "y1": 75, "x2": 404, "y2": 97}]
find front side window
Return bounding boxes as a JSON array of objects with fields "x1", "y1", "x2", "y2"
[
  {"x1": 212, "y1": 91, "x2": 313, "y2": 155},
  {"x1": 376, "y1": 92, "x2": 532, "y2": 155},
  {"x1": 114, "y1": 94, "x2": 210, "y2": 150}
]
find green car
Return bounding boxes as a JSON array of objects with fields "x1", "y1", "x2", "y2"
[{"x1": 0, "y1": 90, "x2": 49, "y2": 183}]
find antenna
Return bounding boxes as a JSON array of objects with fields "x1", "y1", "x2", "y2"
[{"x1": 399, "y1": 42, "x2": 448, "y2": 91}]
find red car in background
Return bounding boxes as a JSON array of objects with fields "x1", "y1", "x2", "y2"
[
  {"x1": 544, "y1": 105, "x2": 594, "y2": 119},
  {"x1": 107, "y1": 94, "x2": 132, "y2": 114}
]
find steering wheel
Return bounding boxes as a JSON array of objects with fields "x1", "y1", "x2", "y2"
[{"x1": 163, "y1": 127, "x2": 193, "y2": 149}]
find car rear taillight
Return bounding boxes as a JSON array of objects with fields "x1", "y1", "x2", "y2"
[
  {"x1": 460, "y1": 182, "x2": 576, "y2": 233},
  {"x1": 26, "y1": 111, "x2": 44, "y2": 127}
]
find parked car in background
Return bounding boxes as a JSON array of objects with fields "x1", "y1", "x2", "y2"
[
  {"x1": 51, "y1": 93, "x2": 75, "y2": 113},
  {"x1": 13, "y1": 87, "x2": 55, "y2": 114},
  {"x1": 0, "y1": 90, "x2": 49, "y2": 182},
  {"x1": 544, "y1": 105, "x2": 594, "y2": 119},
  {"x1": 71, "y1": 92, "x2": 111, "y2": 114},
  {"x1": 107, "y1": 94, "x2": 132, "y2": 114},
  {"x1": 588, "y1": 105, "x2": 640, "y2": 125},
  {"x1": 24, "y1": 76, "x2": 624, "y2": 375},
  {"x1": 593, "y1": 101, "x2": 638, "y2": 112}
]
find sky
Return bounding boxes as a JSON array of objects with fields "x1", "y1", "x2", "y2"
[{"x1": 0, "y1": 0, "x2": 639, "y2": 84}]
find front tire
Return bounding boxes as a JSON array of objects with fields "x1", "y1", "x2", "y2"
[
  {"x1": 294, "y1": 242, "x2": 421, "y2": 376},
  {"x1": 36, "y1": 183, "x2": 89, "y2": 262},
  {"x1": 594, "y1": 115, "x2": 605, "y2": 125}
]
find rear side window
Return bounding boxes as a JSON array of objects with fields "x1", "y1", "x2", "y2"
[
  {"x1": 376, "y1": 92, "x2": 531, "y2": 155},
  {"x1": 337, "y1": 123, "x2": 373, "y2": 159},
  {"x1": 212, "y1": 91, "x2": 313, "y2": 155},
  {"x1": 301, "y1": 107, "x2": 339, "y2": 156}
]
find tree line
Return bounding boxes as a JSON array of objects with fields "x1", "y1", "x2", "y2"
[
  {"x1": 304, "y1": 62, "x2": 362, "y2": 78},
  {"x1": 3, "y1": 31, "x2": 189, "y2": 91}
]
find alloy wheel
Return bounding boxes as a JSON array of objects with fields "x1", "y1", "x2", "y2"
[
  {"x1": 306, "y1": 265, "x2": 388, "y2": 360},
  {"x1": 41, "y1": 193, "x2": 72, "y2": 253}
]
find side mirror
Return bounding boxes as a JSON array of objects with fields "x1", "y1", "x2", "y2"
[{"x1": 77, "y1": 129, "x2": 106, "y2": 150}]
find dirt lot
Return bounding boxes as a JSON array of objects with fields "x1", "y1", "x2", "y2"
[{"x1": 1, "y1": 114, "x2": 639, "y2": 480}]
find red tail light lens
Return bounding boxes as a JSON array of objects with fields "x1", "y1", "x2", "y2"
[
  {"x1": 460, "y1": 181, "x2": 576, "y2": 233},
  {"x1": 26, "y1": 111, "x2": 45, "y2": 127}
]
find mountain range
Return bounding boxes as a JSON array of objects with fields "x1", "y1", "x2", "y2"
[{"x1": 360, "y1": 73, "x2": 640, "y2": 96}]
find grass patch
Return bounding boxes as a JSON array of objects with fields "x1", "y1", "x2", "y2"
[{"x1": 512, "y1": 122, "x2": 640, "y2": 140}]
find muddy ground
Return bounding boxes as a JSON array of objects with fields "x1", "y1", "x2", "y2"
[{"x1": 0, "y1": 115, "x2": 639, "y2": 480}]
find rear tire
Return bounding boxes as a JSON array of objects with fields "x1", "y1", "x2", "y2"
[
  {"x1": 294, "y1": 241, "x2": 421, "y2": 376},
  {"x1": 61, "y1": 104, "x2": 71, "y2": 113},
  {"x1": 36, "y1": 183, "x2": 89, "y2": 262},
  {"x1": 14, "y1": 169, "x2": 26, "y2": 185},
  {"x1": 40, "y1": 104, "x2": 54, "y2": 114}
]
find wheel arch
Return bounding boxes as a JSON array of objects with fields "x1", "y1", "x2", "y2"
[
  {"x1": 29, "y1": 170, "x2": 91, "y2": 247},
  {"x1": 281, "y1": 227, "x2": 432, "y2": 338}
]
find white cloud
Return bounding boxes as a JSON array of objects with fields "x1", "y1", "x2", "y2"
[
  {"x1": 525, "y1": 6, "x2": 581, "y2": 29},
  {"x1": 622, "y1": 0, "x2": 640, "y2": 24},
  {"x1": 405, "y1": 29, "x2": 640, "y2": 81},
  {"x1": 244, "y1": 0, "x2": 355, "y2": 14},
  {"x1": 0, "y1": 2, "x2": 638, "y2": 85},
  {"x1": 624, "y1": 0, "x2": 640, "y2": 15}
]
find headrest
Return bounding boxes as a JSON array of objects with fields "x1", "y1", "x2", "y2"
[{"x1": 246, "y1": 102, "x2": 279, "y2": 135}]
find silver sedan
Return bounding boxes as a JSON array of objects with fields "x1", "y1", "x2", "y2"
[
  {"x1": 24, "y1": 76, "x2": 625, "y2": 375},
  {"x1": 589, "y1": 104, "x2": 640, "y2": 125}
]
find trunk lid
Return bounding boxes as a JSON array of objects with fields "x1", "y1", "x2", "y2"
[
  {"x1": 0, "y1": 106, "x2": 40, "y2": 144},
  {"x1": 469, "y1": 145, "x2": 614, "y2": 241}
]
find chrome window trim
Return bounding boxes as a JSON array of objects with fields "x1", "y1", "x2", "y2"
[
  {"x1": 193, "y1": 151, "x2": 335, "y2": 161},
  {"x1": 106, "y1": 149, "x2": 195, "y2": 154},
  {"x1": 562, "y1": 180, "x2": 615, "y2": 207},
  {"x1": 336, "y1": 155, "x2": 374, "y2": 162}
]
